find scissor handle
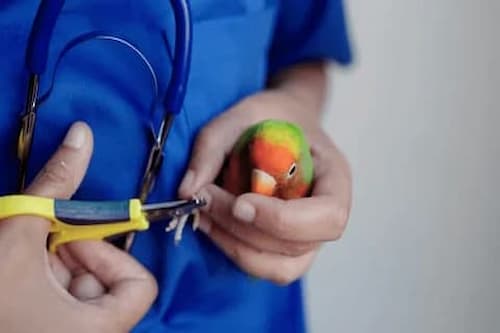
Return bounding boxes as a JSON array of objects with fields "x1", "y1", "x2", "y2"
[{"x1": 0, "y1": 195, "x2": 148, "y2": 252}]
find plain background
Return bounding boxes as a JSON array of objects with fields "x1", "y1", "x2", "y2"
[{"x1": 307, "y1": 1, "x2": 500, "y2": 332}]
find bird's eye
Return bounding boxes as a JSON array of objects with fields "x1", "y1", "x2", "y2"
[{"x1": 287, "y1": 163, "x2": 297, "y2": 178}]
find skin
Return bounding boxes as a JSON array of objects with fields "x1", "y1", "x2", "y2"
[
  {"x1": 179, "y1": 62, "x2": 352, "y2": 285},
  {"x1": 0, "y1": 122, "x2": 157, "y2": 332}
]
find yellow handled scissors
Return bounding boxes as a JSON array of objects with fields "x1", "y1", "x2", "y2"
[{"x1": 0, "y1": 195, "x2": 205, "y2": 252}]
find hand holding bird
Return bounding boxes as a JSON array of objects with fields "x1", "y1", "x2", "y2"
[{"x1": 179, "y1": 64, "x2": 352, "y2": 285}]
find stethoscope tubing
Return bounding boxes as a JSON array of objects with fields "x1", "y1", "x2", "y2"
[{"x1": 20, "y1": 0, "x2": 193, "y2": 202}]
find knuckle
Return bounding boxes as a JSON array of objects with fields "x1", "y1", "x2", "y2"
[
  {"x1": 131, "y1": 267, "x2": 159, "y2": 301},
  {"x1": 328, "y1": 205, "x2": 350, "y2": 241},
  {"x1": 272, "y1": 207, "x2": 288, "y2": 235},
  {"x1": 144, "y1": 270, "x2": 159, "y2": 298},
  {"x1": 92, "y1": 259, "x2": 112, "y2": 279},
  {"x1": 336, "y1": 205, "x2": 350, "y2": 231},
  {"x1": 0, "y1": 217, "x2": 46, "y2": 259},
  {"x1": 40, "y1": 158, "x2": 73, "y2": 187},
  {"x1": 321, "y1": 200, "x2": 350, "y2": 241},
  {"x1": 228, "y1": 221, "x2": 243, "y2": 239},
  {"x1": 229, "y1": 221, "x2": 237, "y2": 234},
  {"x1": 271, "y1": 261, "x2": 299, "y2": 286},
  {"x1": 227, "y1": 241, "x2": 244, "y2": 265}
]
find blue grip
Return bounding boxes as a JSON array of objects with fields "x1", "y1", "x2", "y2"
[
  {"x1": 54, "y1": 199, "x2": 131, "y2": 226},
  {"x1": 26, "y1": 0, "x2": 65, "y2": 74},
  {"x1": 163, "y1": 0, "x2": 193, "y2": 114}
]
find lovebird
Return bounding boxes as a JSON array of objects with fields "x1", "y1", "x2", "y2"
[{"x1": 222, "y1": 119, "x2": 314, "y2": 199}]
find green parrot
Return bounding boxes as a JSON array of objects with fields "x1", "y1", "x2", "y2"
[{"x1": 222, "y1": 119, "x2": 314, "y2": 199}]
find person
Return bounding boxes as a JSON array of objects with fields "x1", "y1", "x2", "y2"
[
  {"x1": 0, "y1": 123, "x2": 157, "y2": 332},
  {"x1": 0, "y1": 1, "x2": 353, "y2": 332}
]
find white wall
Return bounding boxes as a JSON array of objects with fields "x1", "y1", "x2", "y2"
[{"x1": 307, "y1": 1, "x2": 500, "y2": 332}]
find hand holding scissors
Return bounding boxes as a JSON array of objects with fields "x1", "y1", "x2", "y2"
[{"x1": 0, "y1": 122, "x2": 157, "y2": 332}]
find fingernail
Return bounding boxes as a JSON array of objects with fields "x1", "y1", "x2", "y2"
[
  {"x1": 179, "y1": 170, "x2": 195, "y2": 195},
  {"x1": 198, "y1": 218, "x2": 212, "y2": 234},
  {"x1": 233, "y1": 200, "x2": 255, "y2": 223},
  {"x1": 63, "y1": 122, "x2": 86, "y2": 149}
]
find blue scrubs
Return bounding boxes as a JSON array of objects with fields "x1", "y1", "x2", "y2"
[{"x1": 0, "y1": 1, "x2": 351, "y2": 331}]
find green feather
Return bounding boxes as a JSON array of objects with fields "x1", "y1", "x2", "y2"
[{"x1": 233, "y1": 122, "x2": 260, "y2": 153}]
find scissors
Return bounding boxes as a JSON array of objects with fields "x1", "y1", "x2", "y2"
[
  {"x1": 0, "y1": 195, "x2": 205, "y2": 252},
  {"x1": 10, "y1": 0, "x2": 194, "y2": 249},
  {"x1": 17, "y1": 0, "x2": 192, "y2": 201}
]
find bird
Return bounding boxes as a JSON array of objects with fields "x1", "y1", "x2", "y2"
[{"x1": 222, "y1": 119, "x2": 314, "y2": 199}]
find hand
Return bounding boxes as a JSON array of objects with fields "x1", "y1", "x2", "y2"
[
  {"x1": 0, "y1": 122, "x2": 157, "y2": 332},
  {"x1": 179, "y1": 81, "x2": 352, "y2": 285}
]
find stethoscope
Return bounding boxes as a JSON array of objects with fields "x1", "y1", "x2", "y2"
[{"x1": 17, "y1": 0, "x2": 193, "y2": 204}]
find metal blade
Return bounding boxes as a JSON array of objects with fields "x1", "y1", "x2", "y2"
[
  {"x1": 142, "y1": 199, "x2": 188, "y2": 211},
  {"x1": 143, "y1": 197, "x2": 206, "y2": 222}
]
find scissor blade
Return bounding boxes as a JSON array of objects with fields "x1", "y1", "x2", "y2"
[
  {"x1": 143, "y1": 198, "x2": 206, "y2": 222},
  {"x1": 142, "y1": 200, "x2": 187, "y2": 210}
]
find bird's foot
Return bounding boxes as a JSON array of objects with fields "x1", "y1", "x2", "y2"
[{"x1": 164, "y1": 195, "x2": 203, "y2": 245}]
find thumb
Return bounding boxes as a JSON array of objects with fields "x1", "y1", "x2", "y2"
[
  {"x1": 66, "y1": 240, "x2": 158, "y2": 330},
  {"x1": 25, "y1": 121, "x2": 93, "y2": 199},
  {"x1": 178, "y1": 105, "x2": 252, "y2": 198},
  {"x1": 8, "y1": 122, "x2": 94, "y2": 241}
]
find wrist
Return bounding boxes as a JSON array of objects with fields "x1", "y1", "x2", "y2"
[{"x1": 269, "y1": 61, "x2": 328, "y2": 119}]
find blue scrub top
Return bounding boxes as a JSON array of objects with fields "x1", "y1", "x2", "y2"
[{"x1": 0, "y1": 1, "x2": 351, "y2": 331}]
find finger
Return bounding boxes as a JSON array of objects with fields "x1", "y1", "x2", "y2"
[
  {"x1": 69, "y1": 272, "x2": 106, "y2": 301},
  {"x1": 206, "y1": 221, "x2": 317, "y2": 285},
  {"x1": 232, "y1": 194, "x2": 348, "y2": 242},
  {"x1": 66, "y1": 240, "x2": 157, "y2": 329},
  {"x1": 6, "y1": 122, "x2": 93, "y2": 241},
  {"x1": 57, "y1": 244, "x2": 107, "y2": 300},
  {"x1": 177, "y1": 93, "x2": 280, "y2": 198},
  {"x1": 25, "y1": 121, "x2": 93, "y2": 198},
  {"x1": 199, "y1": 185, "x2": 318, "y2": 256},
  {"x1": 57, "y1": 244, "x2": 87, "y2": 276},
  {"x1": 309, "y1": 137, "x2": 352, "y2": 201},
  {"x1": 48, "y1": 253, "x2": 72, "y2": 290},
  {"x1": 178, "y1": 112, "x2": 248, "y2": 198}
]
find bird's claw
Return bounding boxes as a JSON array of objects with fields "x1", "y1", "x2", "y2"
[
  {"x1": 164, "y1": 195, "x2": 203, "y2": 245},
  {"x1": 192, "y1": 211, "x2": 200, "y2": 231},
  {"x1": 173, "y1": 214, "x2": 189, "y2": 245},
  {"x1": 165, "y1": 217, "x2": 179, "y2": 232}
]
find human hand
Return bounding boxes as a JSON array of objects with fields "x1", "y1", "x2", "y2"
[
  {"x1": 179, "y1": 84, "x2": 352, "y2": 285},
  {"x1": 0, "y1": 122, "x2": 157, "y2": 332}
]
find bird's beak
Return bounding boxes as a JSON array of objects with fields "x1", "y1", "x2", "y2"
[{"x1": 251, "y1": 169, "x2": 277, "y2": 196}]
